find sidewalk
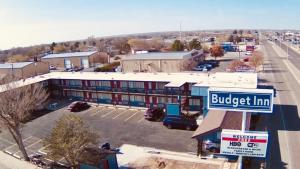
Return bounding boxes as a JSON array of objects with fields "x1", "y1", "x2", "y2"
[{"x1": 0, "y1": 151, "x2": 40, "y2": 169}]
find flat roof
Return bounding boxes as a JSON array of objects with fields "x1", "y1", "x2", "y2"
[
  {"x1": 194, "y1": 72, "x2": 257, "y2": 89},
  {"x1": 122, "y1": 51, "x2": 191, "y2": 60},
  {"x1": 0, "y1": 72, "x2": 257, "y2": 93},
  {"x1": 0, "y1": 62, "x2": 33, "y2": 69},
  {"x1": 42, "y1": 51, "x2": 97, "y2": 59}
]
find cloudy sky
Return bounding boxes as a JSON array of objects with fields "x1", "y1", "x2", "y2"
[{"x1": 0, "y1": 0, "x2": 299, "y2": 49}]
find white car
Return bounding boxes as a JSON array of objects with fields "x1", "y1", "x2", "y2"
[
  {"x1": 49, "y1": 65, "x2": 56, "y2": 70},
  {"x1": 245, "y1": 51, "x2": 252, "y2": 55}
]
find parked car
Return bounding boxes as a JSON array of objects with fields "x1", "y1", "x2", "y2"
[
  {"x1": 243, "y1": 57, "x2": 250, "y2": 62},
  {"x1": 67, "y1": 101, "x2": 90, "y2": 112},
  {"x1": 144, "y1": 107, "x2": 165, "y2": 121},
  {"x1": 203, "y1": 139, "x2": 220, "y2": 153},
  {"x1": 245, "y1": 51, "x2": 252, "y2": 55},
  {"x1": 205, "y1": 60, "x2": 219, "y2": 67},
  {"x1": 163, "y1": 116, "x2": 198, "y2": 131},
  {"x1": 193, "y1": 65, "x2": 210, "y2": 71},
  {"x1": 49, "y1": 65, "x2": 56, "y2": 70}
]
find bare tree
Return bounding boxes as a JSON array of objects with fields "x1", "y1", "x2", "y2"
[
  {"x1": 250, "y1": 51, "x2": 264, "y2": 71},
  {"x1": 0, "y1": 77, "x2": 49, "y2": 161},
  {"x1": 228, "y1": 60, "x2": 245, "y2": 72}
]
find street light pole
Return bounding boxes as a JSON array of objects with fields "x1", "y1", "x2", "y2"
[{"x1": 238, "y1": 111, "x2": 247, "y2": 169}]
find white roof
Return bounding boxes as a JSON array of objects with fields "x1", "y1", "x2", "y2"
[
  {"x1": 122, "y1": 51, "x2": 191, "y2": 60},
  {"x1": 0, "y1": 62, "x2": 33, "y2": 69},
  {"x1": 0, "y1": 72, "x2": 257, "y2": 93},
  {"x1": 42, "y1": 51, "x2": 97, "y2": 59}
]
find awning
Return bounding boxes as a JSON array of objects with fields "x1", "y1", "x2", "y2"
[
  {"x1": 192, "y1": 110, "x2": 243, "y2": 138},
  {"x1": 164, "y1": 81, "x2": 185, "y2": 88}
]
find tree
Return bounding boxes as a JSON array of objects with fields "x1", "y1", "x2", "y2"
[
  {"x1": 53, "y1": 44, "x2": 67, "y2": 53},
  {"x1": 233, "y1": 30, "x2": 238, "y2": 34},
  {"x1": 210, "y1": 45, "x2": 224, "y2": 60},
  {"x1": 0, "y1": 78, "x2": 48, "y2": 161},
  {"x1": 249, "y1": 51, "x2": 264, "y2": 71},
  {"x1": 50, "y1": 42, "x2": 57, "y2": 51},
  {"x1": 44, "y1": 114, "x2": 99, "y2": 169},
  {"x1": 188, "y1": 39, "x2": 202, "y2": 50},
  {"x1": 228, "y1": 60, "x2": 245, "y2": 72},
  {"x1": 171, "y1": 40, "x2": 184, "y2": 51}
]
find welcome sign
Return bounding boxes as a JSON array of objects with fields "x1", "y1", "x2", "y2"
[{"x1": 208, "y1": 88, "x2": 274, "y2": 113}]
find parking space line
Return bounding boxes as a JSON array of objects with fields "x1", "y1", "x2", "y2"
[
  {"x1": 112, "y1": 110, "x2": 127, "y2": 119},
  {"x1": 81, "y1": 107, "x2": 97, "y2": 114},
  {"x1": 90, "y1": 109, "x2": 102, "y2": 116},
  {"x1": 137, "y1": 117, "x2": 144, "y2": 123},
  {"x1": 124, "y1": 111, "x2": 138, "y2": 122},
  {"x1": 25, "y1": 139, "x2": 42, "y2": 149},
  {"x1": 101, "y1": 109, "x2": 117, "y2": 118},
  {"x1": 4, "y1": 136, "x2": 33, "y2": 151},
  {"x1": 38, "y1": 144, "x2": 50, "y2": 154}
]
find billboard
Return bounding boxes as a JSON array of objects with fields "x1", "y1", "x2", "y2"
[
  {"x1": 208, "y1": 88, "x2": 274, "y2": 113},
  {"x1": 220, "y1": 130, "x2": 268, "y2": 158}
]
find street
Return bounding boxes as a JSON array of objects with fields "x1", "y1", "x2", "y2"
[{"x1": 259, "y1": 40, "x2": 300, "y2": 169}]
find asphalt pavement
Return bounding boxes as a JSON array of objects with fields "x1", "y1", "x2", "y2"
[
  {"x1": 274, "y1": 40, "x2": 300, "y2": 70},
  {"x1": 258, "y1": 40, "x2": 300, "y2": 169}
]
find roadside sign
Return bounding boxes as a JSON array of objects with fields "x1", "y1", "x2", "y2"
[
  {"x1": 208, "y1": 88, "x2": 274, "y2": 113},
  {"x1": 220, "y1": 130, "x2": 268, "y2": 158}
]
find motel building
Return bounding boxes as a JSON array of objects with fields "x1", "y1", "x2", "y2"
[{"x1": 0, "y1": 71, "x2": 265, "y2": 158}]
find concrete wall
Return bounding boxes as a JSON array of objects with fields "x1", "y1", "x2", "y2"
[
  {"x1": 121, "y1": 59, "x2": 182, "y2": 72},
  {"x1": 0, "y1": 62, "x2": 49, "y2": 79}
]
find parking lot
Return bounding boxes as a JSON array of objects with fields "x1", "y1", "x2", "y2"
[{"x1": 0, "y1": 104, "x2": 197, "y2": 160}]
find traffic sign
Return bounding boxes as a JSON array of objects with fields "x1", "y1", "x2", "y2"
[{"x1": 208, "y1": 88, "x2": 274, "y2": 113}]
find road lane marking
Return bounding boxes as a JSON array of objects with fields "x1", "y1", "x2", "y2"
[
  {"x1": 101, "y1": 109, "x2": 117, "y2": 118},
  {"x1": 112, "y1": 110, "x2": 127, "y2": 119},
  {"x1": 124, "y1": 111, "x2": 138, "y2": 122}
]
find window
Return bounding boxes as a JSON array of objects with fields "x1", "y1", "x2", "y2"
[
  {"x1": 157, "y1": 97, "x2": 165, "y2": 103},
  {"x1": 91, "y1": 93, "x2": 98, "y2": 99},
  {"x1": 98, "y1": 93, "x2": 112, "y2": 100},
  {"x1": 130, "y1": 95, "x2": 144, "y2": 102},
  {"x1": 121, "y1": 95, "x2": 129, "y2": 101},
  {"x1": 99, "y1": 81, "x2": 110, "y2": 87},
  {"x1": 156, "y1": 82, "x2": 166, "y2": 89},
  {"x1": 120, "y1": 81, "x2": 128, "y2": 88},
  {"x1": 189, "y1": 99, "x2": 201, "y2": 105},
  {"x1": 67, "y1": 80, "x2": 82, "y2": 86},
  {"x1": 90, "y1": 81, "x2": 98, "y2": 87},
  {"x1": 128, "y1": 82, "x2": 144, "y2": 88},
  {"x1": 68, "y1": 91, "x2": 83, "y2": 97}
]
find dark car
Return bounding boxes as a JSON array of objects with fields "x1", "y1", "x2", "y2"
[
  {"x1": 67, "y1": 101, "x2": 90, "y2": 112},
  {"x1": 163, "y1": 116, "x2": 198, "y2": 131},
  {"x1": 144, "y1": 107, "x2": 165, "y2": 121}
]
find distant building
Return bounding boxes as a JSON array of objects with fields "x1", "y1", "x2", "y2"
[
  {"x1": 0, "y1": 62, "x2": 49, "y2": 79},
  {"x1": 41, "y1": 51, "x2": 108, "y2": 70},
  {"x1": 121, "y1": 50, "x2": 204, "y2": 73}
]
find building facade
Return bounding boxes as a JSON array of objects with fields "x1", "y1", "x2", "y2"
[
  {"x1": 41, "y1": 51, "x2": 108, "y2": 70},
  {"x1": 0, "y1": 62, "x2": 49, "y2": 79},
  {"x1": 121, "y1": 50, "x2": 204, "y2": 73}
]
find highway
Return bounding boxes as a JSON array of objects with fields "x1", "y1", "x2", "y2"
[{"x1": 259, "y1": 40, "x2": 300, "y2": 169}]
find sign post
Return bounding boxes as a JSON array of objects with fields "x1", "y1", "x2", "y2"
[{"x1": 207, "y1": 88, "x2": 274, "y2": 169}]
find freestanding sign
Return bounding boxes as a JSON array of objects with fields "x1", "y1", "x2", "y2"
[
  {"x1": 220, "y1": 130, "x2": 269, "y2": 158},
  {"x1": 208, "y1": 88, "x2": 274, "y2": 113}
]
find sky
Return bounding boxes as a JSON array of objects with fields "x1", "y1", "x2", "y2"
[{"x1": 0, "y1": 0, "x2": 300, "y2": 50}]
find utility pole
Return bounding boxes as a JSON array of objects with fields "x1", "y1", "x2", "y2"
[{"x1": 179, "y1": 21, "x2": 182, "y2": 42}]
